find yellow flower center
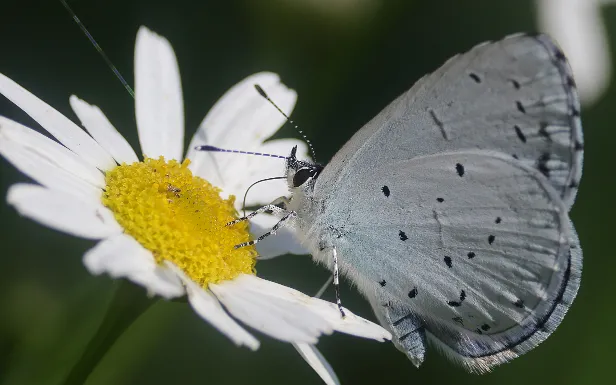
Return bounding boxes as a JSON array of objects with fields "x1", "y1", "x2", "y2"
[{"x1": 102, "y1": 157, "x2": 257, "y2": 286}]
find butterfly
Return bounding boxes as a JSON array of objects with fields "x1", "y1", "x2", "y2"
[{"x1": 223, "y1": 33, "x2": 583, "y2": 373}]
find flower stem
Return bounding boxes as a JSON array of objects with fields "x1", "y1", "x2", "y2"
[{"x1": 62, "y1": 280, "x2": 157, "y2": 385}]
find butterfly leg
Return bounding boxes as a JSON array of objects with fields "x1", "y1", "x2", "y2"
[
  {"x1": 227, "y1": 197, "x2": 290, "y2": 226},
  {"x1": 233, "y1": 210, "x2": 297, "y2": 248},
  {"x1": 331, "y1": 247, "x2": 346, "y2": 318}
]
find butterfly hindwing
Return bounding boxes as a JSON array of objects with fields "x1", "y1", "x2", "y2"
[
  {"x1": 368, "y1": 291, "x2": 428, "y2": 367},
  {"x1": 318, "y1": 151, "x2": 580, "y2": 372}
]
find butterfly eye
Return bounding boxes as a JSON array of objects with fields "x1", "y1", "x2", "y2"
[{"x1": 293, "y1": 167, "x2": 315, "y2": 187}]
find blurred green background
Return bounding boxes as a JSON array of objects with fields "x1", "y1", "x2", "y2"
[{"x1": 0, "y1": 0, "x2": 613, "y2": 384}]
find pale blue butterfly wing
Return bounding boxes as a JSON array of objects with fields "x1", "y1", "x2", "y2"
[
  {"x1": 335, "y1": 151, "x2": 580, "y2": 372},
  {"x1": 313, "y1": 34, "x2": 582, "y2": 208},
  {"x1": 289, "y1": 34, "x2": 583, "y2": 372}
]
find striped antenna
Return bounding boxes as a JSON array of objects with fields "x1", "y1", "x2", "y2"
[
  {"x1": 254, "y1": 84, "x2": 317, "y2": 162},
  {"x1": 194, "y1": 145, "x2": 288, "y2": 159},
  {"x1": 60, "y1": 0, "x2": 135, "y2": 98}
]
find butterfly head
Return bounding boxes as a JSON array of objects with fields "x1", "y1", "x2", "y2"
[{"x1": 285, "y1": 145, "x2": 323, "y2": 192}]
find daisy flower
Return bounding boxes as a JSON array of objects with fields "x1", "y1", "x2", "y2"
[{"x1": 0, "y1": 26, "x2": 390, "y2": 384}]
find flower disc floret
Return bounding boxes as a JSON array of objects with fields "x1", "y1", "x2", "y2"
[{"x1": 103, "y1": 156, "x2": 257, "y2": 285}]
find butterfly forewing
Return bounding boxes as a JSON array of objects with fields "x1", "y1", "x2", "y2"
[{"x1": 316, "y1": 34, "x2": 582, "y2": 210}]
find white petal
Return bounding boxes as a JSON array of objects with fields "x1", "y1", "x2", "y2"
[
  {"x1": 7, "y1": 183, "x2": 122, "y2": 239},
  {"x1": 212, "y1": 275, "x2": 391, "y2": 343},
  {"x1": 134, "y1": 26, "x2": 184, "y2": 161},
  {"x1": 84, "y1": 234, "x2": 185, "y2": 299},
  {"x1": 0, "y1": 72, "x2": 116, "y2": 170},
  {"x1": 221, "y1": 139, "x2": 309, "y2": 209},
  {"x1": 186, "y1": 72, "x2": 297, "y2": 188},
  {"x1": 69, "y1": 96, "x2": 139, "y2": 164},
  {"x1": 0, "y1": 138, "x2": 101, "y2": 203},
  {"x1": 0, "y1": 116, "x2": 105, "y2": 189},
  {"x1": 536, "y1": 0, "x2": 612, "y2": 105},
  {"x1": 209, "y1": 275, "x2": 333, "y2": 344},
  {"x1": 294, "y1": 343, "x2": 340, "y2": 385},
  {"x1": 250, "y1": 213, "x2": 309, "y2": 259},
  {"x1": 165, "y1": 262, "x2": 260, "y2": 350},
  {"x1": 309, "y1": 298, "x2": 392, "y2": 342}
]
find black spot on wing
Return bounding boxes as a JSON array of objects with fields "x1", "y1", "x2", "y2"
[
  {"x1": 566, "y1": 75, "x2": 576, "y2": 88},
  {"x1": 513, "y1": 299, "x2": 525, "y2": 308},
  {"x1": 537, "y1": 153, "x2": 551, "y2": 177},
  {"x1": 379, "y1": 280, "x2": 387, "y2": 287},
  {"x1": 399, "y1": 230, "x2": 408, "y2": 241},
  {"x1": 516, "y1": 101, "x2": 526, "y2": 114},
  {"x1": 436, "y1": 197, "x2": 444, "y2": 203},
  {"x1": 495, "y1": 217, "x2": 502, "y2": 224},
  {"x1": 381, "y1": 185, "x2": 390, "y2": 197},
  {"x1": 510, "y1": 79, "x2": 521, "y2": 89},
  {"x1": 488, "y1": 235, "x2": 495, "y2": 245},
  {"x1": 574, "y1": 141, "x2": 583, "y2": 151},
  {"x1": 514, "y1": 125, "x2": 527, "y2": 143},
  {"x1": 429, "y1": 109, "x2": 449, "y2": 140},
  {"x1": 469, "y1": 73, "x2": 481, "y2": 83},
  {"x1": 408, "y1": 287, "x2": 418, "y2": 299},
  {"x1": 447, "y1": 290, "x2": 466, "y2": 307},
  {"x1": 456, "y1": 163, "x2": 465, "y2": 177},
  {"x1": 444, "y1": 256, "x2": 452, "y2": 268},
  {"x1": 481, "y1": 324, "x2": 491, "y2": 331},
  {"x1": 467, "y1": 251, "x2": 475, "y2": 259},
  {"x1": 538, "y1": 122, "x2": 551, "y2": 141}
]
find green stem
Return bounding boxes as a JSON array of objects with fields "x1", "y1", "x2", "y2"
[{"x1": 62, "y1": 280, "x2": 157, "y2": 385}]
